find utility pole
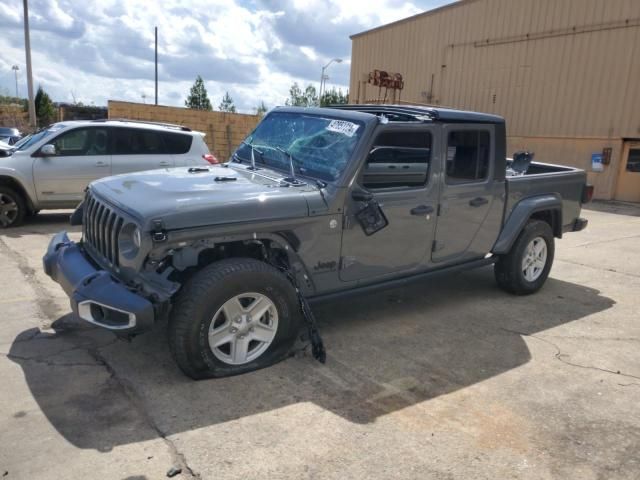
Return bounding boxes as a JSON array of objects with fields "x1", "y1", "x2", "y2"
[
  {"x1": 23, "y1": 0, "x2": 36, "y2": 127},
  {"x1": 11, "y1": 65, "x2": 19, "y2": 98},
  {"x1": 154, "y1": 26, "x2": 158, "y2": 105}
]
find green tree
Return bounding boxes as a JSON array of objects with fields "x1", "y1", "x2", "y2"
[
  {"x1": 185, "y1": 75, "x2": 212, "y2": 111},
  {"x1": 285, "y1": 83, "x2": 318, "y2": 107},
  {"x1": 218, "y1": 91, "x2": 236, "y2": 113},
  {"x1": 35, "y1": 85, "x2": 56, "y2": 126},
  {"x1": 255, "y1": 101, "x2": 268, "y2": 116},
  {"x1": 320, "y1": 87, "x2": 349, "y2": 107}
]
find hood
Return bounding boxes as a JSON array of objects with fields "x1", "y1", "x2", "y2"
[{"x1": 90, "y1": 164, "x2": 320, "y2": 230}]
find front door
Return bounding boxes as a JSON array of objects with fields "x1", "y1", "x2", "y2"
[
  {"x1": 340, "y1": 126, "x2": 439, "y2": 282},
  {"x1": 615, "y1": 141, "x2": 640, "y2": 202},
  {"x1": 33, "y1": 127, "x2": 111, "y2": 205},
  {"x1": 432, "y1": 125, "x2": 497, "y2": 263}
]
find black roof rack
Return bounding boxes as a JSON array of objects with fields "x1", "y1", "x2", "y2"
[
  {"x1": 328, "y1": 104, "x2": 504, "y2": 124},
  {"x1": 91, "y1": 118, "x2": 192, "y2": 132}
]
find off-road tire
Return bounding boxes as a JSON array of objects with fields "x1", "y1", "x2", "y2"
[
  {"x1": 168, "y1": 258, "x2": 302, "y2": 379},
  {"x1": 494, "y1": 219, "x2": 555, "y2": 295},
  {"x1": 0, "y1": 186, "x2": 26, "y2": 228}
]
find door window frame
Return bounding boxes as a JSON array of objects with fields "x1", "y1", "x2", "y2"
[
  {"x1": 442, "y1": 124, "x2": 495, "y2": 187},
  {"x1": 354, "y1": 123, "x2": 438, "y2": 193},
  {"x1": 38, "y1": 126, "x2": 112, "y2": 157}
]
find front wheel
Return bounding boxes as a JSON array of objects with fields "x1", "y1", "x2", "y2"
[
  {"x1": 494, "y1": 220, "x2": 555, "y2": 295},
  {"x1": 168, "y1": 258, "x2": 302, "y2": 379},
  {"x1": 0, "y1": 186, "x2": 26, "y2": 228}
]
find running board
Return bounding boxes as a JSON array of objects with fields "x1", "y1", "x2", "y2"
[{"x1": 309, "y1": 257, "x2": 497, "y2": 304}]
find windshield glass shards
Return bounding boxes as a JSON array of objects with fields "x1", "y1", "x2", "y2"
[{"x1": 233, "y1": 112, "x2": 364, "y2": 182}]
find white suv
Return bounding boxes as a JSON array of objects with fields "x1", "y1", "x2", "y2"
[{"x1": 0, "y1": 119, "x2": 216, "y2": 227}]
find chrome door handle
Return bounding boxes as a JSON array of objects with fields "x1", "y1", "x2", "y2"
[
  {"x1": 159, "y1": 161, "x2": 172, "y2": 166},
  {"x1": 95, "y1": 161, "x2": 108, "y2": 167}
]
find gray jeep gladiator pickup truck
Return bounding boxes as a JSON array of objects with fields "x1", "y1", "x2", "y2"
[{"x1": 43, "y1": 105, "x2": 591, "y2": 379}]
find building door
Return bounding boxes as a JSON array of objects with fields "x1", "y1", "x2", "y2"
[{"x1": 615, "y1": 141, "x2": 640, "y2": 202}]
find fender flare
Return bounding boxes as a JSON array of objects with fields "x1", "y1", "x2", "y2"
[{"x1": 492, "y1": 194, "x2": 562, "y2": 255}]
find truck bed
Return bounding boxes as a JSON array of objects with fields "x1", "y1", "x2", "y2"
[{"x1": 504, "y1": 160, "x2": 586, "y2": 232}]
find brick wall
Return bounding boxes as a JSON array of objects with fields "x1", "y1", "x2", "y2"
[
  {"x1": 0, "y1": 105, "x2": 30, "y2": 132},
  {"x1": 108, "y1": 100, "x2": 260, "y2": 159}
]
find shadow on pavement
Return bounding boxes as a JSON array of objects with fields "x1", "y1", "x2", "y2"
[
  {"x1": 9, "y1": 267, "x2": 614, "y2": 451},
  {"x1": 3, "y1": 211, "x2": 80, "y2": 238}
]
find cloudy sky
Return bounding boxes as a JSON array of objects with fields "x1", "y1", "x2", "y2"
[{"x1": 0, "y1": 0, "x2": 451, "y2": 113}]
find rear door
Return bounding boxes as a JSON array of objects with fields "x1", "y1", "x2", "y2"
[
  {"x1": 339, "y1": 126, "x2": 439, "y2": 282},
  {"x1": 432, "y1": 125, "x2": 501, "y2": 263},
  {"x1": 33, "y1": 126, "x2": 111, "y2": 205},
  {"x1": 111, "y1": 127, "x2": 174, "y2": 175}
]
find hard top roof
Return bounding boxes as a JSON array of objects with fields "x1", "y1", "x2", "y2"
[{"x1": 330, "y1": 104, "x2": 505, "y2": 124}]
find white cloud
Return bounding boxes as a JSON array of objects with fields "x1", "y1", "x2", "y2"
[{"x1": 0, "y1": 0, "x2": 453, "y2": 113}]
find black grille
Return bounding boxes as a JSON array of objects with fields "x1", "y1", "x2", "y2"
[{"x1": 83, "y1": 192, "x2": 124, "y2": 267}]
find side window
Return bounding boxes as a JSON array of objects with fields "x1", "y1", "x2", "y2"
[
  {"x1": 52, "y1": 128, "x2": 109, "y2": 156},
  {"x1": 162, "y1": 132, "x2": 193, "y2": 154},
  {"x1": 446, "y1": 130, "x2": 490, "y2": 184},
  {"x1": 363, "y1": 130, "x2": 431, "y2": 189},
  {"x1": 112, "y1": 128, "x2": 167, "y2": 155}
]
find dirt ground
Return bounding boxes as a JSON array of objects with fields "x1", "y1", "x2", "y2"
[{"x1": 0, "y1": 202, "x2": 639, "y2": 480}]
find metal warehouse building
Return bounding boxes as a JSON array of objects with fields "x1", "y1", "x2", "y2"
[{"x1": 349, "y1": 0, "x2": 640, "y2": 201}]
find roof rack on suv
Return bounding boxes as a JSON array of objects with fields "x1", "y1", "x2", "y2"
[
  {"x1": 328, "y1": 104, "x2": 439, "y2": 122},
  {"x1": 92, "y1": 118, "x2": 192, "y2": 132}
]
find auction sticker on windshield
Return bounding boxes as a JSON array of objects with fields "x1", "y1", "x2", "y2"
[{"x1": 326, "y1": 120, "x2": 359, "y2": 137}]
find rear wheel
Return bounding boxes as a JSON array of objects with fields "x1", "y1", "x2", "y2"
[
  {"x1": 494, "y1": 220, "x2": 555, "y2": 295},
  {"x1": 168, "y1": 258, "x2": 302, "y2": 379},
  {"x1": 0, "y1": 187, "x2": 26, "y2": 228}
]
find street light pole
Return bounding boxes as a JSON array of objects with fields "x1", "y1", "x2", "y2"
[
  {"x1": 154, "y1": 26, "x2": 158, "y2": 105},
  {"x1": 22, "y1": 0, "x2": 36, "y2": 127},
  {"x1": 11, "y1": 65, "x2": 19, "y2": 98},
  {"x1": 318, "y1": 58, "x2": 343, "y2": 106}
]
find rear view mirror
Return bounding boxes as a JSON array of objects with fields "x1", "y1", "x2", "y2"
[{"x1": 40, "y1": 144, "x2": 56, "y2": 156}]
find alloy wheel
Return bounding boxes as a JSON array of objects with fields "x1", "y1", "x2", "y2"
[{"x1": 208, "y1": 292, "x2": 279, "y2": 365}]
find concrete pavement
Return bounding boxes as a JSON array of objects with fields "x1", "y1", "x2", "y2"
[{"x1": 0, "y1": 203, "x2": 638, "y2": 479}]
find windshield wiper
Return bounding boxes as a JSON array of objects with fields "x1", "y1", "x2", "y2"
[
  {"x1": 275, "y1": 146, "x2": 305, "y2": 186},
  {"x1": 240, "y1": 139, "x2": 264, "y2": 171}
]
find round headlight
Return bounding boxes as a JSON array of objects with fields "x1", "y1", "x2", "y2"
[{"x1": 119, "y1": 223, "x2": 142, "y2": 259}]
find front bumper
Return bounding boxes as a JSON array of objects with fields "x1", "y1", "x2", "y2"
[{"x1": 43, "y1": 231, "x2": 155, "y2": 335}]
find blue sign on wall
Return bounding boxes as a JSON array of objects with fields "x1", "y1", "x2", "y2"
[{"x1": 592, "y1": 153, "x2": 604, "y2": 172}]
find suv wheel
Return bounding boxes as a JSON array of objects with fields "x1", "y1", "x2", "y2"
[
  {"x1": 0, "y1": 187, "x2": 26, "y2": 228},
  {"x1": 169, "y1": 258, "x2": 301, "y2": 379},
  {"x1": 494, "y1": 219, "x2": 555, "y2": 295}
]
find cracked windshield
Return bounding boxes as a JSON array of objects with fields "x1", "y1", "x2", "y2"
[{"x1": 234, "y1": 112, "x2": 364, "y2": 182}]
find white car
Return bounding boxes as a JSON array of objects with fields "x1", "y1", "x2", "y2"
[{"x1": 0, "y1": 119, "x2": 216, "y2": 227}]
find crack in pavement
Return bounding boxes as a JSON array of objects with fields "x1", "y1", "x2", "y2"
[
  {"x1": 0, "y1": 236, "x2": 64, "y2": 328},
  {"x1": 1, "y1": 237, "x2": 201, "y2": 479},
  {"x1": 556, "y1": 257, "x2": 640, "y2": 279},
  {"x1": 88, "y1": 348, "x2": 201, "y2": 479},
  {"x1": 500, "y1": 328, "x2": 640, "y2": 381}
]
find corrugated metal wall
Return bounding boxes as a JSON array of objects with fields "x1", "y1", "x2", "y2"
[{"x1": 350, "y1": 0, "x2": 640, "y2": 198}]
